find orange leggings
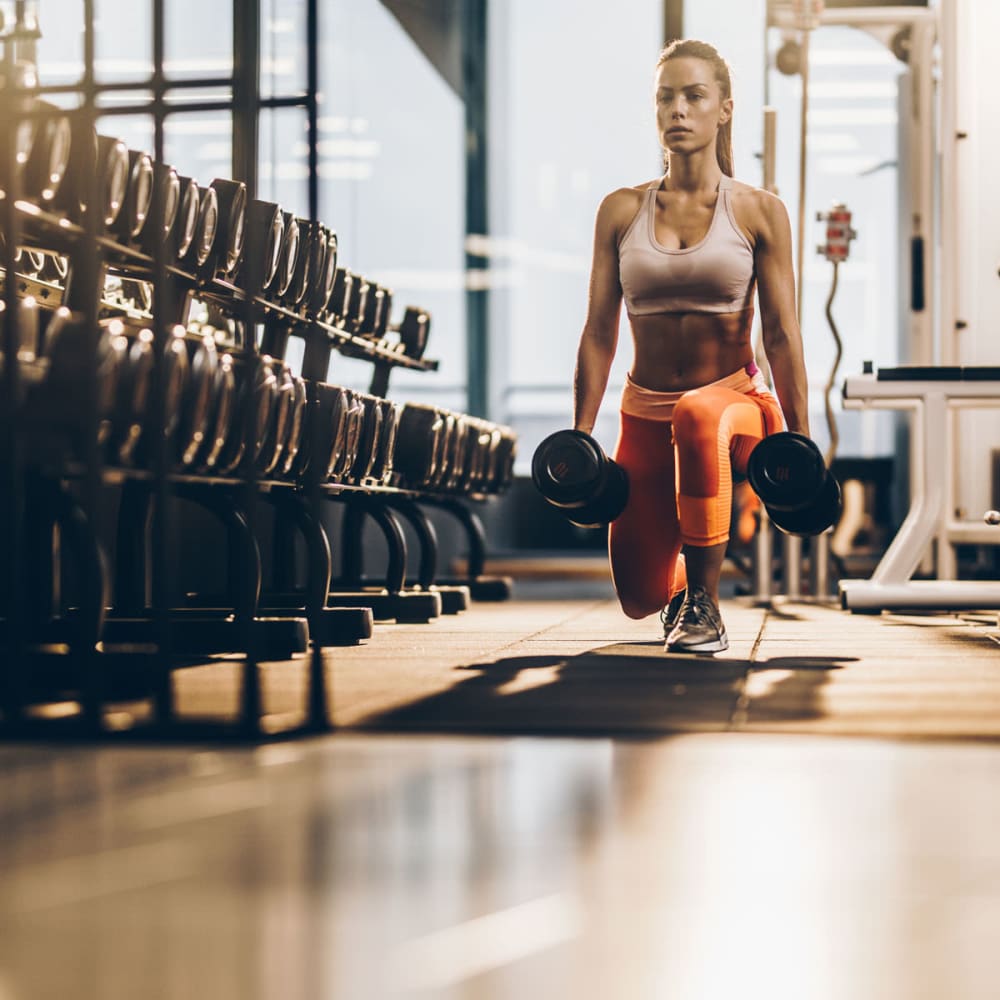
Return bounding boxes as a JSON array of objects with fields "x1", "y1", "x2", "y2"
[{"x1": 609, "y1": 366, "x2": 783, "y2": 619}]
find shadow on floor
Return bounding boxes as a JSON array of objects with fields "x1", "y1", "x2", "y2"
[{"x1": 357, "y1": 641, "x2": 858, "y2": 737}]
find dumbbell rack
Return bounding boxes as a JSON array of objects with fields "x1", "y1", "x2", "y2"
[{"x1": 0, "y1": 31, "x2": 516, "y2": 739}]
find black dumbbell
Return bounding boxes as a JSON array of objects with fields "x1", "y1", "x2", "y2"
[
  {"x1": 531, "y1": 429, "x2": 628, "y2": 528},
  {"x1": 394, "y1": 403, "x2": 444, "y2": 489},
  {"x1": 196, "y1": 350, "x2": 236, "y2": 473},
  {"x1": 399, "y1": 306, "x2": 430, "y2": 360},
  {"x1": 177, "y1": 331, "x2": 218, "y2": 468},
  {"x1": 746, "y1": 432, "x2": 842, "y2": 537}
]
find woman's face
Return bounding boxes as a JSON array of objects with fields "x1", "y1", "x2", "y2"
[{"x1": 654, "y1": 56, "x2": 731, "y2": 159}]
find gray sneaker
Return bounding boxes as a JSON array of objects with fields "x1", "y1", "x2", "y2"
[
  {"x1": 665, "y1": 586, "x2": 729, "y2": 654},
  {"x1": 659, "y1": 589, "x2": 687, "y2": 639}
]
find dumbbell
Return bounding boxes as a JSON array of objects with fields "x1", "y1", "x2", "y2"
[
  {"x1": 280, "y1": 373, "x2": 308, "y2": 478},
  {"x1": 745, "y1": 432, "x2": 842, "y2": 537},
  {"x1": 329, "y1": 390, "x2": 365, "y2": 482},
  {"x1": 371, "y1": 398, "x2": 401, "y2": 485},
  {"x1": 531, "y1": 429, "x2": 628, "y2": 528},
  {"x1": 176, "y1": 331, "x2": 218, "y2": 468},
  {"x1": 398, "y1": 306, "x2": 430, "y2": 360},
  {"x1": 195, "y1": 349, "x2": 236, "y2": 473},
  {"x1": 347, "y1": 392, "x2": 384, "y2": 484},
  {"x1": 394, "y1": 403, "x2": 445, "y2": 489}
]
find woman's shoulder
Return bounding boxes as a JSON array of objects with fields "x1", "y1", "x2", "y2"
[
  {"x1": 596, "y1": 180, "x2": 657, "y2": 226},
  {"x1": 728, "y1": 179, "x2": 791, "y2": 236},
  {"x1": 728, "y1": 179, "x2": 789, "y2": 217}
]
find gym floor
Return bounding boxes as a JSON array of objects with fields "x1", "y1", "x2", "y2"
[{"x1": 3, "y1": 581, "x2": 1000, "y2": 999}]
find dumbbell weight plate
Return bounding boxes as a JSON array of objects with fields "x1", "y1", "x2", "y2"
[
  {"x1": 198, "y1": 352, "x2": 236, "y2": 473},
  {"x1": 93, "y1": 135, "x2": 130, "y2": 228},
  {"x1": 252, "y1": 356, "x2": 279, "y2": 465},
  {"x1": 427, "y1": 411, "x2": 456, "y2": 489},
  {"x1": 297, "y1": 382, "x2": 333, "y2": 481},
  {"x1": 490, "y1": 431, "x2": 517, "y2": 494},
  {"x1": 304, "y1": 223, "x2": 328, "y2": 313},
  {"x1": 172, "y1": 176, "x2": 200, "y2": 260},
  {"x1": 531, "y1": 428, "x2": 609, "y2": 507},
  {"x1": 746, "y1": 432, "x2": 828, "y2": 512},
  {"x1": 394, "y1": 404, "x2": 443, "y2": 490},
  {"x1": 531, "y1": 428, "x2": 627, "y2": 527},
  {"x1": 112, "y1": 328, "x2": 155, "y2": 466},
  {"x1": 95, "y1": 321, "x2": 129, "y2": 445},
  {"x1": 287, "y1": 219, "x2": 313, "y2": 307},
  {"x1": 441, "y1": 415, "x2": 466, "y2": 492},
  {"x1": 274, "y1": 213, "x2": 300, "y2": 298},
  {"x1": 360, "y1": 284, "x2": 383, "y2": 339},
  {"x1": 160, "y1": 327, "x2": 190, "y2": 448},
  {"x1": 117, "y1": 150, "x2": 154, "y2": 242},
  {"x1": 328, "y1": 267, "x2": 351, "y2": 327},
  {"x1": 375, "y1": 287, "x2": 392, "y2": 339},
  {"x1": 214, "y1": 355, "x2": 277, "y2": 475},
  {"x1": 310, "y1": 383, "x2": 350, "y2": 481},
  {"x1": 24, "y1": 110, "x2": 72, "y2": 204},
  {"x1": 334, "y1": 392, "x2": 366, "y2": 482},
  {"x1": 312, "y1": 228, "x2": 339, "y2": 316},
  {"x1": 347, "y1": 393, "x2": 383, "y2": 484},
  {"x1": 178, "y1": 332, "x2": 218, "y2": 468},
  {"x1": 280, "y1": 374, "x2": 308, "y2": 478},
  {"x1": 371, "y1": 399, "x2": 400, "y2": 484},
  {"x1": 399, "y1": 307, "x2": 430, "y2": 360},
  {"x1": 341, "y1": 272, "x2": 364, "y2": 332},
  {"x1": 258, "y1": 361, "x2": 294, "y2": 477}
]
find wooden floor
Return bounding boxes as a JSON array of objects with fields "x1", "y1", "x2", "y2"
[{"x1": 4, "y1": 583, "x2": 1000, "y2": 998}]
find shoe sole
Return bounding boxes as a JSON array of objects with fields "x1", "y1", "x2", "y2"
[{"x1": 665, "y1": 635, "x2": 729, "y2": 654}]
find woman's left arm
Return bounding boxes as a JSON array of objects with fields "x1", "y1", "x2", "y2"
[{"x1": 753, "y1": 190, "x2": 811, "y2": 437}]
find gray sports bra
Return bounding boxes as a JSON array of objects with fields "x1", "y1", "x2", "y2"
[{"x1": 618, "y1": 174, "x2": 755, "y2": 316}]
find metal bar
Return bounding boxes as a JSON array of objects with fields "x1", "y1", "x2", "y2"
[
  {"x1": 663, "y1": 0, "x2": 683, "y2": 42},
  {"x1": 795, "y1": 27, "x2": 810, "y2": 324},
  {"x1": 306, "y1": 0, "x2": 319, "y2": 222},
  {"x1": 148, "y1": 0, "x2": 176, "y2": 724},
  {"x1": 840, "y1": 580, "x2": 1000, "y2": 612},
  {"x1": 463, "y1": 0, "x2": 489, "y2": 418},
  {"x1": 232, "y1": 0, "x2": 261, "y2": 196},
  {"x1": 771, "y1": 6, "x2": 937, "y2": 29},
  {"x1": 1, "y1": 12, "x2": 26, "y2": 723},
  {"x1": 233, "y1": 0, "x2": 263, "y2": 734},
  {"x1": 38, "y1": 76, "x2": 235, "y2": 94}
]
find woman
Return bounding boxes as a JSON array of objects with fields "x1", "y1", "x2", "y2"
[{"x1": 573, "y1": 39, "x2": 809, "y2": 654}]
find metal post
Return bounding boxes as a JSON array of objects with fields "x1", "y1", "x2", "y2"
[
  {"x1": 463, "y1": 0, "x2": 489, "y2": 418},
  {"x1": 783, "y1": 533, "x2": 803, "y2": 599},
  {"x1": 232, "y1": 0, "x2": 260, "y2": 197},
  {"x1": 754, "y1": 509, "x2": 773, "y2": 605},
  {"x1": 810, "y1": 530, "x2": 832, "y2": 599}
]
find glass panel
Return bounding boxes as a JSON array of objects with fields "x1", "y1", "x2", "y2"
[
  {"x1": 164, "y1": 112, "x2": 233, "y2": 184},
  {"x1": 33, "y1": 0, "x2": 153, "y2": 85},
  {"x1": 94, "y1": 0, "x2": 152, "y2": 83},
  {"x1": 317, "y1": 0, "x2": 465, "y2": 406},
  {"x1": 96, "y1": 113, "x2": 155, "y2": 160},
  {"x1": 261, "y1": 0, "x2": 307, "y2": 99},
  {"x1": 34, "y1": 0, "x2": 85, "y2": 87},
  {"x1": 258, "y1": 107, "x2": 309, "y2": 218},
  {"x1": 488, "y1": 0, "x2": 664, "y2": 466},
  {"x1": 164, "y1": 0, "x2": 232, "y2": 81}
]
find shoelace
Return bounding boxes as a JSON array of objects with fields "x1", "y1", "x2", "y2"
[{"x1": 679, "y1": 591, "x2": 719, "y2": 628}]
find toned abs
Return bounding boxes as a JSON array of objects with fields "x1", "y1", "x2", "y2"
[{"x1": 628, "y1": 308, "x2": 756, "y2": 391}]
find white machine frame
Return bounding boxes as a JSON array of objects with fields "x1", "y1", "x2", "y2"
[{"x1": 840, "y1": 370, "x2": 1000, "y2": 611}]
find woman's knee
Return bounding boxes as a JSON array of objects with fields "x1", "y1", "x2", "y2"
[{"x1": 672, "y1": 389, "x2": 720, "y2": 445}]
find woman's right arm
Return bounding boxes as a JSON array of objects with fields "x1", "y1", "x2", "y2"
[{"x1": 573, "y1": 192, "x2": 627, "y2": 434}]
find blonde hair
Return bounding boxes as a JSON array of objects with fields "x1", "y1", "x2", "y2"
[{"x1": 656, "y1": 39, "x2": 734, "y2": 177}]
